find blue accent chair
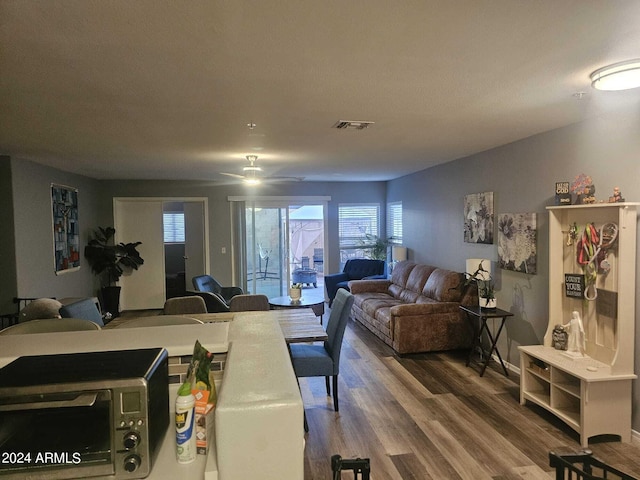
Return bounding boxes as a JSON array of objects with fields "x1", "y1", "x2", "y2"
[
  {"x1": 324, "y1": 259, "x2": 385, "y2": 306},
  {"x1": 289, "y1": 289, "x2": 354, "y2": 412}
]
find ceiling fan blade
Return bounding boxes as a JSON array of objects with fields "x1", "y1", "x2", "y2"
[
  {"x1": 219, "y1": 172, "x2": 246, "y2": 179},
  {"x1": 264, "y1": 176, "x2": 305, "y2": 183}
]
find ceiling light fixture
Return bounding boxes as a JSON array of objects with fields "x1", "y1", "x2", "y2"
[
  {"x1": 590, "y1": 59, "x2": 640, "y2": 91},
  {"x1": 243, "y1": 177, "x2": 261, "y2": 186},
  {"x1": 242, "y1": 155, "x2": 262, "y2": 185},
  {"x1": 243, "y1": 155, "x2": 262, "y2": 172}
]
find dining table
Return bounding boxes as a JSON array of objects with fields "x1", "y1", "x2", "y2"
[{"x1": 189, "y1": 309, "x2": 327, "y2": 344}]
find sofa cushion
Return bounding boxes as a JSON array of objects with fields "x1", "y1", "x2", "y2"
[
  {"x1": 388, "y1": 261, "x2": 416, "y2": 298},
  {"x1": 373, "y1": 307, "x2": 394, "y2": 336},
  {"x1": 354, "y1": 293, "x2": 400, "y2": 317},
  {"x1": 422, "y1": 268, "x2": 464, "y2": 302},
  {"x1": 394, "y1": 263, "x2": 435, "y2": 303}
]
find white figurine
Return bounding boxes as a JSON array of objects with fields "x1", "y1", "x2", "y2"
[{"x1": 563, "y1": 310, "x2": 586, "y2": 357}]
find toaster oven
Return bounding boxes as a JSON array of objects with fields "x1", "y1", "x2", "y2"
[{"x1": 0, "y1": 348, "x2": 169, "y2": 479}]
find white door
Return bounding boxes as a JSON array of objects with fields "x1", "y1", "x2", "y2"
[
  {"x1": 114, "y1": 199, "x2": 166, "y2": 310},
  {"x1": 184, "y1": 201, "x2": 206, "y2": 291}
]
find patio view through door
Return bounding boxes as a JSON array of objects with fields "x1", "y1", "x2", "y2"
[{"x1": 244, "y1": 202, "x2": 325, "y2": 299}]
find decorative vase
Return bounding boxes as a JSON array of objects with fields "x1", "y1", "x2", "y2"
[
  {"x1": 479, "y1": 297, "x2": 496, "y2": 309},
  {"x1": 289, "y1": 287, "x2": 302, "y2": 302}
]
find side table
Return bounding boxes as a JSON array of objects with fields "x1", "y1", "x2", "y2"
[{"x1": 459, "y1": 305, "x2": 513, "y2": 377}]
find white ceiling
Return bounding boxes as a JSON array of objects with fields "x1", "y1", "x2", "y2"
[{"x1": 2, "y1": 1, "x2": 640, "y2": 183}]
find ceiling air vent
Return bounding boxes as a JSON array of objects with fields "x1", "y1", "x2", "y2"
[{"x1": 332, "y1": 120, "x2": 375, "y2": 130}]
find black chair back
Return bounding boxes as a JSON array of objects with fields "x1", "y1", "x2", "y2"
[{"x1": 192, "y1": 275, "x2": 222, "y2": 294}]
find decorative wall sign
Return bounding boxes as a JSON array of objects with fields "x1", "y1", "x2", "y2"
[
  {"x1": 564, "y1": 273, "x2": 585, "y2": 298},
  {"x1": 52, "y1": 184, "x2": 80, "y2": 274},
  {"x1": 555, "y1": 181, "x2": 571, "y2": 205},
  {"x1": 463, "y1": 192, "x2": 494, "y2": 244},
  {"x1": 497, "y1": 212, "x2": 537, "y2": 274}
]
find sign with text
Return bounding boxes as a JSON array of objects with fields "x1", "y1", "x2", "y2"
[
  {"x1": 565, "y1": 274, "x2": 584, "y2": 298},
  {"x1": 555, "y1": 181, "x2": 571, "y2": 205}
]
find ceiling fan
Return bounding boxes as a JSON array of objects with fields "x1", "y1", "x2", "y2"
[{"x1": 219, "y1": 155, "x2": 303, "y2": 185}]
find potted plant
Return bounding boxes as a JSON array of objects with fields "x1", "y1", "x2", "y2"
[
  {"x1": 462, "y1": 260, "x2": 496, "y2": 309},
  {"x1": 360, "y1": 233, "x2": 392, "y2": 261},
  {"x1": 84, "y1": 226, "x2": 144, "y2": 317},
  {"x1": 289, "y1": 282, "x2": 303, "y2": 302}
]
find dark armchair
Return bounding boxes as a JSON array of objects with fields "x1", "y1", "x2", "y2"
[
  {"x1": 192, "y1": 275, "x2": 243, "y2": 303},
  {"x1": 188, "y1": 291, "x2": 231, "y2": 313},
  {"x1": 190, "y1": 274, "x2": 244, "y2": 313},
  {"x1": 325, "y1": 259, "x2": 386, "y2": 306}
]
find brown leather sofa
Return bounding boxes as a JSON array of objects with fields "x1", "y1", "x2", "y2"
[{"x1": 348, "y1": 261, "x2": 477, "y2": 354}]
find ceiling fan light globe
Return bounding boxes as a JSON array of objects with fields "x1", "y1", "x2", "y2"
[{"x1": 243, "y1": 178, "x2": 261, "y2": 186}]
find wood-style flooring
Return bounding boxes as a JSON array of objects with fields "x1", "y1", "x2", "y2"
[
  {"x1": 302, "y1": 317, "x2": 640, "y2": 479},
  {"x1": 116, "y1": 308, "x2": 640, "y2": 479}
]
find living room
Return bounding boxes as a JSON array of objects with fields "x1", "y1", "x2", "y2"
[{"x1": 2, "y1": 2, "x2": 640, "y2": 478}]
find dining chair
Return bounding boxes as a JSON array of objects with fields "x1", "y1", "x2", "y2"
[
  {"x1": 289, "y1": 289, "x2": 354, "y2": 412},
  {"x1": 0, "y1": 318, "x2": 101, "y2": 335},
  {"x1": 163, "y1": 295, "x2": 207, "y2": 315},
  {"x1": 229, "y1": 294, "x2": 270, "y2": 312},
  {"x1": 59, "y1": 297, "x2": 104, "y2": 327},
  {"x1": 115, "y1": 315, "x2": 204, "y2": 328}
]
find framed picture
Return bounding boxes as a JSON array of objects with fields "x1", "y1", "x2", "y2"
[
  {"x1": 464, "y1": 192, "x2": 494, "y2": 244},
  {"x1": 497, "y1": 212, "x2": 537, "y2": 274},
  {"x1": 52, "y1": 184, "x2": 80, "y2": 274}
]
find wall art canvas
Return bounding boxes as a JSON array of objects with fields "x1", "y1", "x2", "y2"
[
  {"x1": 52, "y1": 184, "x2": 80, "y2": 274},
  {"x1": 463, "y1": 191, "x2": 494, "y2": 244},
  {"x1": 497, "y1": 212, "x2": 537, "y2": 274}
]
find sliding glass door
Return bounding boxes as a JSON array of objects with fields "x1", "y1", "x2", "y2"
[
  {"x1": 241, "y1": 200, "x2": 326, "y2": 298},
  {"x1": 245, "y1": 205, "x2": 287, "y2": 297}
]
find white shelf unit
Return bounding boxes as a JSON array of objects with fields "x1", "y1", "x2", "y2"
[{"x1": 519, "y1": 203, "x2": 638, "y2": 447}]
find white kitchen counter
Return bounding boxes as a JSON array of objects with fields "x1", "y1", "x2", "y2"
[
  {"x1": 0, "y1": 322, "x2": 230, "y2": 368},
  {"x1": 0, "y1": 313, "x2": 304, "y2": 480}
]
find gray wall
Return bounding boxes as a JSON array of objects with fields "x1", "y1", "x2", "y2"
[
  {"x1": 98, "y1": 180, "x2": 388, "y2": 287},
  {"x1": 0, "y1": 156, "x2": 17, "y2": 314},
  {"x1": 10, "y1": 158, "x2": 103, "y2": 300},
  {"x1": 389, "y1": 104, "x2": 640, "y2": 429}
]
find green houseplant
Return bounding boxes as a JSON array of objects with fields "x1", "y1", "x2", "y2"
[
  {"x1": 360, "y1": 233, "x2": 392, "y2": 261},
  {"x1": 84, "y1": 226, "x2": 144, "y2": 317}
]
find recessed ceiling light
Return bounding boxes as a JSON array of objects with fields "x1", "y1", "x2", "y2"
[{"x1": 590, "y1": 59, "x2": 640, "y2": 91}]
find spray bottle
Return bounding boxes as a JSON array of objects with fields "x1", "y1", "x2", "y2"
[{"x1": 175, "y1": 381, "x2": 196, "y2": 464}]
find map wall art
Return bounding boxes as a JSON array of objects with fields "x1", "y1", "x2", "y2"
[{"x1": 52, "y1": 184, "x2": 80, "y2": 274}]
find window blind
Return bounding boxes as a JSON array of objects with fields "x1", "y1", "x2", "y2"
[
  {"x1": 163, "y1": 212, "x2": 185, "y2": 243},
  {"x1": 338, "y1": 204, "x2": 380, "y2": 247},
  {"x1": 387, "y1": 201, "x2": 403, "y2": 244}
]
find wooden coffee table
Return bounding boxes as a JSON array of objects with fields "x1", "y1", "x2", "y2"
[{"x1": 269, "y1": 289, "x2": 325, "y2": 322}]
